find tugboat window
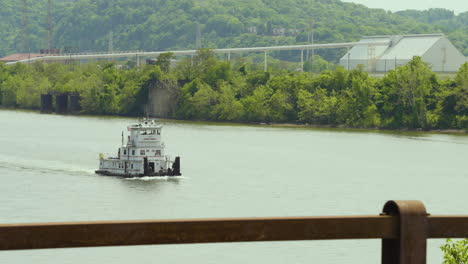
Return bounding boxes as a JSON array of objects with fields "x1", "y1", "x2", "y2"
[
  {"x1": 156, "y1": 150, "x2": 161, "y2": 156},
  {"x1": 157, "y1": 130, "x2": 161, "y2": 135},
  {"x1": 132, "y1": 150, "x2": 135, "y2": 155},
  {"x1": 140, "y1": 150, "x2": 145, "y2": 155},
  {"x1": 123, "y1": 149, "x2": 127, "y2": 155}
]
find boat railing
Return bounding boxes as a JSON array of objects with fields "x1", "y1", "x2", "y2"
[{"x1": 1, "y1": 200, "x2": 467, "y2": 264}]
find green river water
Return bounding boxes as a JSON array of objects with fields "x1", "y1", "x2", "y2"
[{"x1": 0, "y1": 109, "x2": 467, "y2": 263}]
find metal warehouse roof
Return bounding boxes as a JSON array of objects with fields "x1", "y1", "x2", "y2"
[
  {"x1": 346, "y1": 36, "x2": 390, "y2": 60},
  {"x1": 380, "y1": 35, "x2": 442, "y2": 60},
  {"x1": 341, "y1": 34, "x2": 445, "y2": 61}
]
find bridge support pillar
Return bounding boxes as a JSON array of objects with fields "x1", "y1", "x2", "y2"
[
  {"x1": 56, "y1": 94, "x2": 68, "y2": 114},
  {"x1": 347, "y1": 47, "x2": 350, "y2": 70},
  {"x1": 301, "y1": 49, "x2": 304, "y2": 72},
  {"x1": 40, "y1": 94, "x2": 53, "y2": 113},
  {"x1": 69, "y1": 95, "x2": 81, "y2": 113}
]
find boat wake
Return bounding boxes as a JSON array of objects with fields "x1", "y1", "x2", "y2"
[
  {"x1": 124, "y1": 176, "x2": 185, "y2": 181},
  {"x1": 0, "y1": 159, "x2": 94, "y2": 176}
]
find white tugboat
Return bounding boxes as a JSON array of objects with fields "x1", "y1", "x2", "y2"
[{"x1": 95, "y1": 119, "x2": 181, "y2": 177}]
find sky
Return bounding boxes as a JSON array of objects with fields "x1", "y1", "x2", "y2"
[{"x1": 341, "y1": 0, "x2": 468, "y2": 14}]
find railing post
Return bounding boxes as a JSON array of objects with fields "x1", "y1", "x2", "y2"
[{"x1": 381, "y1": 200, "x2": 428, "y2": 264}]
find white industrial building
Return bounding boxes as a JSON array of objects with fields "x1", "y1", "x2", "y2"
[{"x1": 339, "y1": 34, "x2": 467, "y2": 72}]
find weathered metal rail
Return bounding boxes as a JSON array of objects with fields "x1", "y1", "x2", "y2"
[{"x1": 1, "y1": 200, "x2": 467, "y2": 264}]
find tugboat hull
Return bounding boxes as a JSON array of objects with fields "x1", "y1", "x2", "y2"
[
  {"x1": 95, "y1": 157, "x2": 181, "y2": 178},
  {"x1": 94, "y1": 170, "x2": 181, "y2": 178}
]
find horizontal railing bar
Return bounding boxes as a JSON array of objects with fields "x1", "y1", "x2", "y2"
[
  {"x1": 428, "y1": 216, "x2": 468, "y2": 238},
  {"x1": 0, "y1": 215, "x2": 398, "y2": 251},
  {"x1": 2, "y1": 215, "x2": 467, "y2": 251}
]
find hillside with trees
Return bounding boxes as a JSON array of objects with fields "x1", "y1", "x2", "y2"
[{"x1": 0, "y1": 0, "x2": 467, "y2": 62}]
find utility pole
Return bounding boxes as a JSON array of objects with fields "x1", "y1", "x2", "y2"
[
  {"x1": 196, "y1": 23, "x2": 202, "y2": 49},
  {"x1": 108, "y1": 31, "x2": 114, "y2": 53},
  {"x1": 47, "y1": 0, "x2": 53, "y2": 51},
  {"x1": 310, "y1": 19, "x2": 314, "y2": 66},
  {"x1": 22, "y1": 0, "x2": 30, "y2": 53}
]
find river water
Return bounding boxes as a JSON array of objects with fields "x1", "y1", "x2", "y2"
[{"x1": 0, "y1": 109, "x2": 467, "y2": 264}]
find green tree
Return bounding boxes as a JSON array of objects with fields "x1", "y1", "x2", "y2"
[
  {"x1": 117, "y1": 78, "x2": 141, "y2": 115},
  {"x1": 177, "y1": 79, "x2": 212, "y2": 119},
  {"x1": 156, "y1": 52, "x2": 175, "y2": 73},
  {"x1": 206, "y1": 15, "x2": 244, "y2": 37},
  {"x1": 241, "y1": 85, "x2": 272, "y2": 122},
  {"x1": 212, "y1": 82, "x2": 243, "y2": 121},
  {"x1": 380, "y1": 56, "x2": 437, "y2": 129},
  {"x1": 269, "y1": 89, "x2": 293, "y2": 122},
  {"x1": 80, "y1": 75, "x2": 105, "y2": 114},
  {"x1": 16, "y1": 76, "x2": 51, "y2": 109},
  {"x1": 441, "y1": 239, "x2": 468, "y2": 264},
  {"x1": 336, "y1": 68, "x2": 381, "y2": 127},
  {"x1": 454, "y1": 63, "x2": 468, "y2": 115},
  {"x1": 297, "y1": 88, "x2": 337, "y2": 124},
  {"x1": 1, "y1": 75, "x2": 21, "y2": 107},
  {"x1": 193, "y1": 49, "x2": 217, "y2": 77},
  {"x1": 453, "y1": 62, "x2": 468, "y2": 128},
  {"x1": 304, "y1": 55, "x2": 333, "y2": 73},
  {"x1": 190, "y1": 81, "x2": 218, "y2": 119},
  {"x1": 204, "y1": 61, "x2": 232, "y2": 87}
]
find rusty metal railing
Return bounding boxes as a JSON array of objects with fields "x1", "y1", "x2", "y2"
[{"x1": 1, "y1": 200, "x2": 467, "y2": 264}]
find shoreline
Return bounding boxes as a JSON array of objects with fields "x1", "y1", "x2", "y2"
[
  {"x1": 1, "y1": 107, "x2": 466, "y2": 135},
  {"x1": 264, "y1": 122, "x2": 468, "y2": 135}
]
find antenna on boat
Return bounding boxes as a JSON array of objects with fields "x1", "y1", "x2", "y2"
[{"x1": 121, "y1": 131, "x2": 124, "y2": 146}]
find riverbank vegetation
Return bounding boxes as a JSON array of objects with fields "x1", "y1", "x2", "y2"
[{"x1": 0, "y1": 51, "x2": 467, "y2": 130}]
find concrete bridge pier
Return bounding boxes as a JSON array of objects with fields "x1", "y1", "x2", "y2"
[
  {"x1": 146, "y1": 81, "x2": 178, "y2": 118},
  {"x1": 56, "y1": 94, "x2": 69, "y2": 114},
  {"x1": 40, "y1": 94, "x2": 53, "y2": 113},
  {"x1": 41, "y1": 93, "x2": 81, "y2": 114},
  {"x1": 69, "y1": 95, "x2": 81, "y2": 113}
]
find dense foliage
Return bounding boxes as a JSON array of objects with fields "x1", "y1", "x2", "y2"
[
  {"x1": 1, "y1": 52, "x2": 467, "y2": 130},
  {"x1": 0, "y1": 0, "x2": 467, "y2": 62},
  {"x1": 441, "y1": 239, "x2": 468, "y2": 264}
]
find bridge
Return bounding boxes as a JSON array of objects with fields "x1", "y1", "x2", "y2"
[{"x1": 5, "y1": 41, "x2": 390, "y2": 71}]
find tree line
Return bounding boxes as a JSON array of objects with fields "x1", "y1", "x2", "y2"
[{"x1": 0, "y1": 50, "x2": 467, "y2": 130}]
